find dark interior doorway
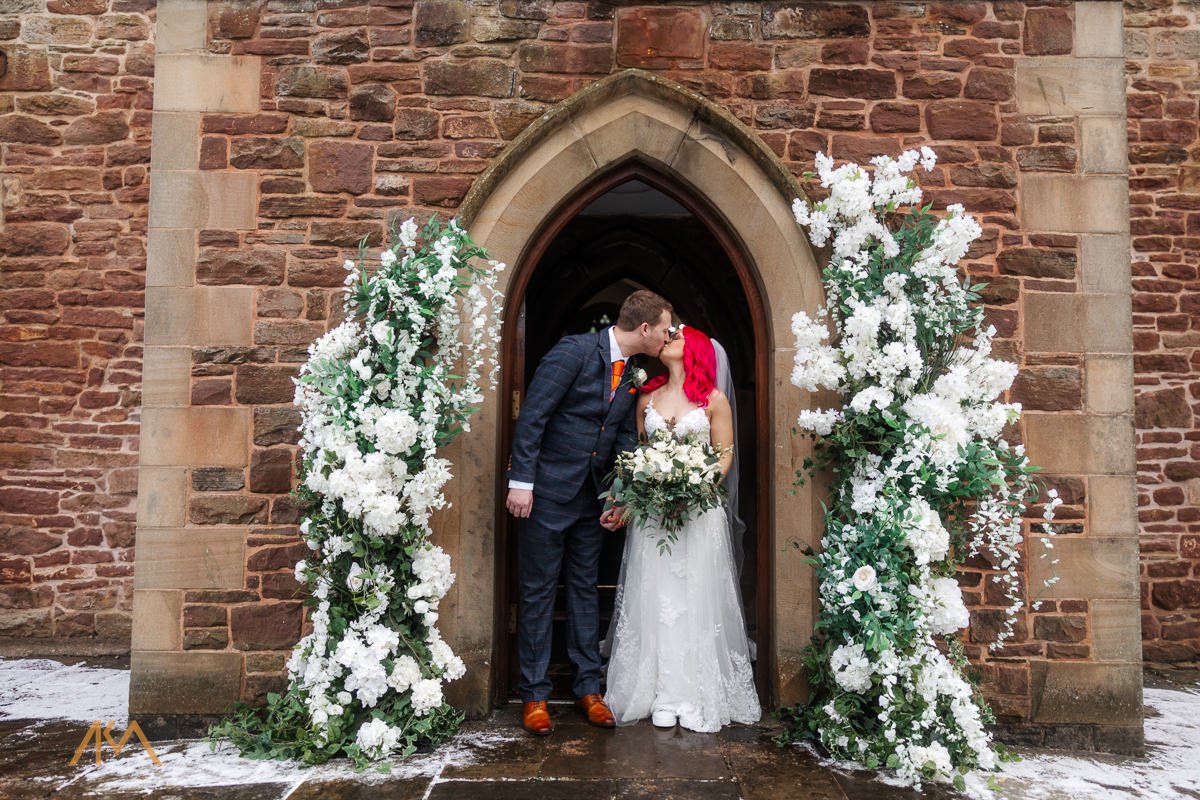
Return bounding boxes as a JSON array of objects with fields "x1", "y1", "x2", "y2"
[{"x1": 496, "y1": 166, "x2": 768, "y2": 703}]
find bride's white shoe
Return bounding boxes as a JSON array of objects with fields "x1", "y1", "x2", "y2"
[{"x1": 651, "y1": 709, "x2": 677, "y2": 728}]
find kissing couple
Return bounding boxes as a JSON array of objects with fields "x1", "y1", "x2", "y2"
[{"x1": 506, "y1": 289, "x2": 761, "y2": 735}]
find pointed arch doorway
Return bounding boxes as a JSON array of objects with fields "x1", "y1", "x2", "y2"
[
  {"x1": 498, "y1": 162, "x2": 771, "y2": 701},
  {"x1": 446, "y1": 70, "x2": 825, "y2": 716}
]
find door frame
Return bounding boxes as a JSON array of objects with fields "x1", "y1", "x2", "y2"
[{"x1": 492, "y1": 159, "x2": 774, "y2": 704}]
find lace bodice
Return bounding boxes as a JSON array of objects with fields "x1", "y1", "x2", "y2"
[{"x1": 645, "y1": 397, "x2": 710, "y2": 440}]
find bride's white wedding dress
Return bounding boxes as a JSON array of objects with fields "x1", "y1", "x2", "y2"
[{"x1": 604, "y1": 399, "x2": 761, "y2": 732}]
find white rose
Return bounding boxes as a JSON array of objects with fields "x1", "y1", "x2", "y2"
[
  {"x1": 346, "y1": 563, "x2": 366, "y2": 592},
  {"x1": 851, "y1": 565, "x2": 876, "y2": 592}
]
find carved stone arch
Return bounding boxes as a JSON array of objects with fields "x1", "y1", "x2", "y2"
[{"x1": 441, "y1": 69, "x2": 825, "y2": 715}]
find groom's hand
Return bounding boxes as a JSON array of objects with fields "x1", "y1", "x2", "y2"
[
  {"x1": 600, "y1": 506, "x2": 625, "y2": 531},
  {"x1": 507, "y1": 488, "x2": 533, "y2": 518}
]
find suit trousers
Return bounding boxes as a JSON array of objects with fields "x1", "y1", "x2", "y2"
[{"x1": 516, "y1": 479, "x2": 605, "y2": 702}]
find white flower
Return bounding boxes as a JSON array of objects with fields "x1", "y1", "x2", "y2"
[
  {"x1": 380, "y1": 249, "x2": 397, "y2": 267},
  {"x1": 903, "y1": 498, "x2": 950, "y2": 566},
  {"x1": 851, "y1": 565, "x2": 876, "y2": 592},
  {"x1": 411, "y1": 677, "x2": 443, "y2": 717},
  {"x1": 906, "y1": 741, "x2": 953, "y2": 780},
  {"x1": 355, "y1": 718, "x2": 401, "y2": 760},
  {"x1": 346, "y1": 562, "x2": 366, "y2": 592},
  {"x1": 797, "y1": 408, "x2": 843, "y2": 435},
  {"x1": 927, "y1": 576, "x2": 970, "y2": 635},
  {"x1": 830, "y1": 642, "x2": 873, "y2": 693}
]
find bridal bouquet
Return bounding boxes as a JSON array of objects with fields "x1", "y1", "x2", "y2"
[{"x1": 604, "y1": 430, "x2": 726, "y2": 554}]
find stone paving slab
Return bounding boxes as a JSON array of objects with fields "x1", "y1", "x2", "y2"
[{"x1": 3, "y1": 663, "x2": 1199, "y2": 800}]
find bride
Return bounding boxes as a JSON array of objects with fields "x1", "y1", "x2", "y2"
[{"x1": 601, "y1": 324, "x2": 761, "y2": 732}]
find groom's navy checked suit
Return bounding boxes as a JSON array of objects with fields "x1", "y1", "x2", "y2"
[{"x1": 509, "y1": 329, "x2": 640, "y2": 702}]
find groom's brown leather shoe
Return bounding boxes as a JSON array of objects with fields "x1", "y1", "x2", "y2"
[
  {"x1": 522, "y1": 701, "x2": 554, "y2": 736},
  {"x1": 577, "y1": 694, "x2": 616, "y2": 728}
]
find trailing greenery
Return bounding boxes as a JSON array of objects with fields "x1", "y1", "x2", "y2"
[
  {"x1": 778, "y1": 150, "x2": 1058, "y2": 788},
  {"x1": 208, "y1": 217, "x2": 503, "y2": 767}
]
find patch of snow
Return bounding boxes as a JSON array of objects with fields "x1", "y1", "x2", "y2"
[
  {"x1": 963, "y1": 686, "x2": 1200, "y2": 800},
  {"x1": 0, "y1": 658, "x2": 128, "y2": 725}
]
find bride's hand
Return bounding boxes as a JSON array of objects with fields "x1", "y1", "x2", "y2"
[{"x1": 600, "y1": 506, "x2": 625, "y2": 531}]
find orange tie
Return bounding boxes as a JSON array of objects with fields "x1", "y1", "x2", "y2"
[{"x1": 609, "y1": 359, "x2": 625, "y2": 400}]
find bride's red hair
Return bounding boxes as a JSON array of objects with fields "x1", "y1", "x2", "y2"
[{"x1": 642, "y1": 325, "x2": 717, "y2": 408}]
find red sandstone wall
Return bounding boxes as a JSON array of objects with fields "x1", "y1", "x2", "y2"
[
  {"x1": 1125, "y1": 0, "x2": 1200, "y2": 664},
  {"x1": 188, "y1": 0, "x2": 1097, "y2": 713},
  {"x1": 0, "y1": 1, "x2": 153, "y2": 647},
  {"x1": 0, "y1": 0, "x2": 1197, "y2": 688}
]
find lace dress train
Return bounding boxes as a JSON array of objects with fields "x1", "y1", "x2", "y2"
[{"x1": 603, "y1": 403, "x2": 761, "y2": 733}]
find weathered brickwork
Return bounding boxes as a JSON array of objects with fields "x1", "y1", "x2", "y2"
[
  {"x1": 0, "y1": 0, "x2": 1180, "y2": 744},
  {"x1": 1125, "y1": 0, "x2": 1200, "y2": 664},
  {"x1": 181, "y1": 0, "x2": 1106, "y2": 719},
  {"x1": 0, "y1": 0, "x2": 154, "y2": 645}
]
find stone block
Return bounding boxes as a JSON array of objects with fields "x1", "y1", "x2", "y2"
[
  {"x1": 1011, "y1": 366, "x2": 1081, "y2": 411},
  {"x1": 423, "y1": 59, "x2": 515, "y2": 97},
  {"x1": 1134, "y1": 385, "x2": 1191, "y2": 429},
  {"x1": 808, "y1": 68, "x2": 895, "y2": 99},
  {"x1": 1074, "y1": 2, "x2": 1124, "y2": 58},
  {"x1": 141, "y1": 346, "x2": 191, "y2": 406},
  {"x1": 148, "y1": 171, "x2": 257, "y2": 231},
  {"x1": 349, "y1": 84, "x2": 397, "y2": 122},
  {"x1": 1021, "y1": 175, "x2": 1129, "y2": 234},
  {"x1": 760, "y1": 3, "x2": 869, "y2": 39},
  {"x1": 1030, "y1": 661, "x2": 1142, "y2": 726},
  {"x1": 146, "y1": 229, "x2": 197, "y2": 289},
  {"x1": 1080, "y1": 116, "x2": 1127, "y2": 175},
  {"x1": 1024, "y1": 413, "x2": 1135, "y2": 475},
  {"x1": 131, "y1": 590, "x2": 182, "y2": 651},
  {"x1": 308, "y1": 140, "x2": 373, "y2": 194},
  {"x1": 155, "y1": 54, "x2": 262, "y2": 113},
  {"x1": 133, "y1": 527, "x2": 246, "y2": 590},
  {"x1": 1091, "y1": 599, "x2": 1143, "y2": 662},
  {"x1": 144, "y1": 286, "x2": 254, "y2": 346},
  {"x1": 1080, "y1": 234, "x2": 1130, "y2": 294},
  {"x1": 414, "y1": 0, "x2": 470, "y2": 46},
  {"x1": 518, "y1": 42, "x2": 612, "y2": 75},
  {"x1": 197, "y1": 248, "x2": 286, "y2": 286},
  {"x1": 1023, "y1": 7, "x2": 1072, "y2": 55},
  {"x1": 230, "y1": 602, "x2": 302, "y2": 650},
  {"x1": 1027, "y1": 537, "x2": 1139, "y2": 601},
  {"x1": 139, "y1": 406, "x2": 250, "y2": 467},
  {"x1": 1088, "y1": 475, "x2": 1138, "y2": 538},
  {"x1": 189, "y1": 494, "x2": 267, "y2": 525},
  {"x1": 229, "y1": 137, "x2": 305, "y2": 170},
  {"x1": 1016, "y1": 58, "x2": 1125, "y2": 116},
  {"x1": 1025, "y1": 292, "x2": 1132, "y2": 354},
  {"x1": 0, "y1": 45, "x2": 52, "y2": 92},
  {"x1": 136, "y1": 466, "x2": 186, "y2": 529},
  {"x1": 312, "y1": 30, "x2": 369, "y2": 65},
  {"x1": 156, "y1": 0, "x2": 209, "y2": 54},
  {"x1": 614, "y1": 7, "x2": 706, "y2": 68},
  {"x1": 150, "y1": 112, "x2": 200, "y2": 171},
  {"x1": 0, "y1": 114, "x2": 61, "y2": 146},
  {"x1": 129, "y1": 651, "x2": 242, "y2": 715},
  {"x1": 1085, "y1": 355, "x2": 1133, "y2": 415}
]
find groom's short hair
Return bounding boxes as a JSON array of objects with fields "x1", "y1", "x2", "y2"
[{"x1": 616, "y1": 290, "x2": 672, "y2": 331}]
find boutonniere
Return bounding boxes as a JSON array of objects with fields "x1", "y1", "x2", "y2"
[{"x1": 629, "y1": 366, "x2": 648, "y2": 390}]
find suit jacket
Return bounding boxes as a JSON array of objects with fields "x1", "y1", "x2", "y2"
[{"x1": 509, "y1": 329, "x2": 640, "y2": 505}]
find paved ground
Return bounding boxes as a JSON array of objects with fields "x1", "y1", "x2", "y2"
[
  {"x1": 0, "y1": 706, "x2": 957, "y2": 800},
  {"x1": 0, "y1": 655, "x2": 1197, "y2": 799}
]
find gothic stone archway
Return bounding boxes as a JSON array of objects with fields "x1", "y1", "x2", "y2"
[{"x1": 442, "y1": 69, "x2": 826, "y2": 714}]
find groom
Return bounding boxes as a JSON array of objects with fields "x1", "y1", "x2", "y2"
[{"x1": 506, "y1": 289, "x2": 674, "y2": 735}]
